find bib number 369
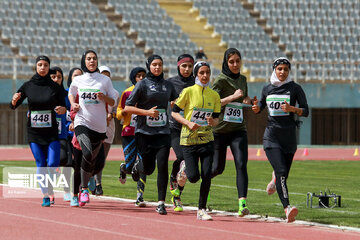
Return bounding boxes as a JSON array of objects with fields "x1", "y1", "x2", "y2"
[{"x1": 224, "y1": 102, "x2": 243, "y2": 123}]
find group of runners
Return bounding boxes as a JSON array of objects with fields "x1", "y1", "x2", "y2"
[{"x1": 10, "y1": 47, "x2": 308, "y2": 222}]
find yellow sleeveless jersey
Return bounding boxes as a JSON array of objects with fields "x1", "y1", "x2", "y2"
[{"x1": 175, "y1": 84, "x2": 221, "y2": 146}]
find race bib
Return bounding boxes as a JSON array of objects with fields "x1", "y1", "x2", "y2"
[
  {"x1": 146, "y1": 109, "x2": 167, "y2": 127},
  {"x1": 266, "y1": 94, "x2": 290, "y2": 116},
  {"x1": 30, "y1": 110, "x2": 52, "y2": 128},
  {"x1": 79, "y1": 89, "x2": 100, "y2": 104},
  {"x1": 56, "y1": 117, "x2": 62, "y2": 134},
  {"x1": 130, "y1": 114, "x2": 137, "y2": 127},
  {"x1": 223, "y1": 102, "x2": 243, "y2": 123},
  {"x1": 190, "y1": 108, "x2": 213, "y2": 126}
]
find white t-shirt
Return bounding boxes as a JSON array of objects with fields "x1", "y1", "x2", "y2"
[{"x1": 69, "y1": 72, "x2": 119, "y2": 133}]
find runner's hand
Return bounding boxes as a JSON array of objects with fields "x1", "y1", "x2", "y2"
[
  {"x1": 206, "y1": 116, "x2": 218, "y2": 127},
  {"x1": 55, "y1": 106, "x2": 66, "y2": 114},
  {"x1": 232, "y1": 89, "x2": 243, "y2": 100},
  {"x1": 148, "y1": 106, "x2": 159, "y2": 118},
  {"x1": 281, "y1": 100, "x2": 292, "y2": 112},
  {"x1": 187, "y1": 121, "x2": 200, "y2": 131},
  {"x1": 252, "y1": 96, "x2": 260, "y2": 113},
  {"x1": 72, "y1": 103, "x2": 80, "y2": 112},
  {"x1": 96, "y1": 92, "x2": 105, "y2": 101},
  {"x1": 12, "y1": 92, "x2": 22, "y2": 105}
]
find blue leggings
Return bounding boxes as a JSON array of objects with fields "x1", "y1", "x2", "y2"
[{"x1": 30, "y1": 141, "x2": 60, "y2": 194}]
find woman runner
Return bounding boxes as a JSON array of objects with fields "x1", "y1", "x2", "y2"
[
  {"x1": 171, "y1": 61, "x2": 221, "y2": 220},
  {"x1": 68, "y1": 50, "x2": 119, "y2": 206},
  {"x1": 166, "y1": 54, "x2": 195, "y2": 212},
  {"x1": 211, "y1": 48, "x2": 255, "y2": 216},
  {"x1": 252, "y1": 57, "x2": 309, "y2": 223},
  {"x1": 116, "y1": 66, "x2": 148, "y2": 207},
  {"x1": 124, "y1": 55, "x2": 177, "y2": 215},
  {"x1": 10, "y1": 56, "x2": 66, "y2": 207}
]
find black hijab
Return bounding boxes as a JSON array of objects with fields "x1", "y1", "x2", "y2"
[
  {"x1": 145, "y1": 54, "x2": 164, "y2": 81},
  {"x1": 222, "y1": 48, "x2": 241, "y2": 79},
  {"x1": 50, "y1": 66, "x2": 66, "y2": 92},
  {"x1": 67, "y1": 67, "x2": 83, "y2": 88},
  {"x1": 129, "y1": 67, "x2": 146, "y2": 85},
  {"x1": 81, "y1": 49, "x2": 99, "y2": 73},
  {"x1": 31, "y1": 55, "x2": 52, "y2": 86},
  {"x1": 177, "y1": 53, "x2": 195, "y2": 82}
]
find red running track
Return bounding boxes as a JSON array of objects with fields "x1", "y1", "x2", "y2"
[
  {"x1": 0, "y1": 186, "x2": 359, "y2": 240},
  {"x1": 0, "y1": 146, "x2": 359, "y2": 161}
]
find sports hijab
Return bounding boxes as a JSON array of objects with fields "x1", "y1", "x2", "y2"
[
  {"x1": 222, "y1": 48, "x2": 241, "y2": 79},
  {"x1": 270, "y1": 57, "x2": 292, "y2": 87}
]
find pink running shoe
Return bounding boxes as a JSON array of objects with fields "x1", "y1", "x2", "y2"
[
  {"x1": 285, "y1": 206, "x2": 298, "y2": 223},
  {"x1": 80, "y1": 189, "x2": 90, "y2": 204},
  {"x1": 266, "y1": 171, "x2": 276, "y2": 195},
  {"x1": 176, "y1": 160, "x2": 187, "y2": 187}
]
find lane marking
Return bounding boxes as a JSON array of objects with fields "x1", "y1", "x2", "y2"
[{"x1": 0, "y1": 210, "x2": 156, "y2": 240}]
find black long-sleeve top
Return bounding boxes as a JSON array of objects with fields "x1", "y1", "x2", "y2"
[
  {"x1": 258, "y1": 81, "x2": 309, "y2": 153},
  {"x1": 10, "y1": 76, "x2": 66, "y2": 145}
]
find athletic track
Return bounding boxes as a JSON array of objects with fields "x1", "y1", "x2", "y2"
[
  {"x1": 0, "y1": 145, "x2": 359, "y2": 161},
  {"x1": 0, "y1": 146, "x2": 359, "y2": 240}
]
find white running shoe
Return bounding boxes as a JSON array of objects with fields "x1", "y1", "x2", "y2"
[
  {"x1": 285, "y1": 206, "x2": 298, "y2": 223},
  {"x1": 176, "y1": 160, "x2": 187, "y2": 187},
  {"x1": 266, "y1": 171, "x2": 276, "y2": 195},
  {"x1": 197, "y1": 209, "x2": 212, "y2": 221}
]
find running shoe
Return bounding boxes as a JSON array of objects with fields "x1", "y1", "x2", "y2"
[
  {"x1": 238, "y1": 200, "x2": 250, "y2": 217},
  {"x1": 171, "y1": 196, "x2": 183, "y2": 212},
  {"x1": 95, "y1": 184, "x2": 103, "y2": 196},
  {"x1": 131, "y1": 160, "x2": 140, "y2": 182},
  {"x1": 197, "y1": 209, "x2": 212, "y2": 221},
  {"x1": 156, "y1": 203, "x2": 167, "y2": 215},
  {"x1": 70, "y1": 196, "x2": 79, "y2": 207},
  {"x1": 42, "y1": 197, "x2": 51, "y2": 207},
  {"x1": 80, "y1": 189, "x2": 90, "y2": 203},
  {"x1": 88, "y1": 177, "x2": 96, "y2": 195},
  {"x1": 119, "y1": 163, "x2": 127, "y2": 184},
  {"x1": 266, "y1": 171, "x2": 276, "y2": 195},
  {"x1": 176, "y1": 160, "x2": 187, "y2": 187},
  {"x1": 63, "y1": 192, "x2": 71, "y2": 202},
  {"x1": 78, "y1": 192, "x2": 85, "y2": 207},
  {"x1": 285, "y1": 206, "x2": 298, "y2": 223},
  {"x1": 169, "y1": 174, "x2": 180, "y2": 197},
  {"x1": 135, "y1": 196, "x2": 146, "y2": 207},
  {"x1": 49, "y1": 195, "x2": 55, "y2": 205}
]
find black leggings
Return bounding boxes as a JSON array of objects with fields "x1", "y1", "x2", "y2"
[
  {"x1": 212, "y1": 131, "x2": 248, "y2": 198},
  {"x1": 265, "y1": 148, "x2": 294, "y2": 208},
  {"x1": 59, "y1": 138, "x2": 73, "y2": 167},
  {"x1": 73, "y1": 145, "x2": 105, "y2": 194},
  {"x1": 170, "y1": 128, "x2": 184, "y2": 177},
  {"x1": 182, "y1": 142, "x2": 213, "y2": 209},
  {"x1": 136, "y1": 133, "x2": 170, "y2": 201},
  {"x1": 170, "y1": 128, "x2": 185, "y2": 192},
  {"x1": 75, "y1": 126, "x2": 105, "y2": 189}
]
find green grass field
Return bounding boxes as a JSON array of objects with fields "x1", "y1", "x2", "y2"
[{"x1": 1, "y1": 160, "x2": 359, "y2": 228}]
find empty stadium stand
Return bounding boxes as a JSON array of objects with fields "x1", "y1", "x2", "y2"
[{"x1": 0, "y1": 0, "x2": 359, "y2": 82}]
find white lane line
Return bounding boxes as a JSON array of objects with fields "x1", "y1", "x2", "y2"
[{"x1": 0, "y1": 210, "x2": 156, "y2": 240}]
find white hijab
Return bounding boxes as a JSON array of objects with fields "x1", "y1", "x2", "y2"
[
  {"x1": 270, "y1": 69, "x2": 292, "y2": 87},
  {"x1": 270, "y1": 57, "x2": 293, "y2": 87}
]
